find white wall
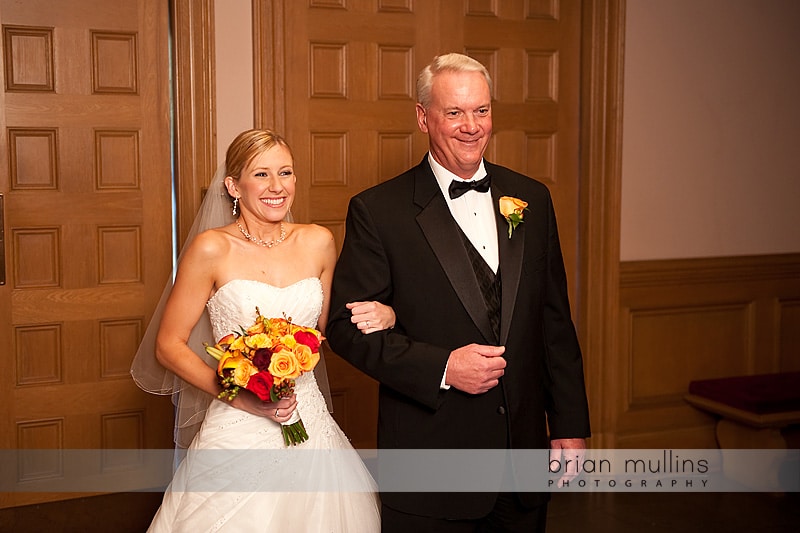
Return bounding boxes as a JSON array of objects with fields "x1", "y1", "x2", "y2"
[
  {"x1": 621, "y1": 0, "x2": 800, "y2": 261},
  {"x1": 214, "y1": 0, "x2": 254, "y2": 165}
]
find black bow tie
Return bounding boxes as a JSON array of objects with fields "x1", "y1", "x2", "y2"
[{"x1": 448, "y1": 174, "x2": 491, "y2": 199}]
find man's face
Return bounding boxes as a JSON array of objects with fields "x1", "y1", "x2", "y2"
[{"x1": 416, "y1": 70, "x2": 492, "y2": 180}]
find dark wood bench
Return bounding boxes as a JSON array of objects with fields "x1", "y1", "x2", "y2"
[
  {"x1": 685, "y1": 372, "x2": 800, "y2": 441},
  {"x1": 685, "y1": 372, "x2": 800, "y2": 489}
]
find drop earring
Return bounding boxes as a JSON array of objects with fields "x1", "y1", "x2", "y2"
[{"x1": 232, "y1": 197, "x2": 239, "y2": 217}]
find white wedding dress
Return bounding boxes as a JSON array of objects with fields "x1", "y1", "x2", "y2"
[{"x1": 148, "y1": 278, "x2": 380, "y2": 532}]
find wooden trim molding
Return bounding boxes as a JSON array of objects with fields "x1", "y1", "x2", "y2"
[
  {"x1": 579, "y1": 0, "x2": 626, "y2": 448},
  {"x1": 252, "y1": 0, "x2": 285, "y2": 133},
  {"x1": 621, "y1": 254, "x2": 800, "y2": 288},
  {"x1": 171, "y1": 0, "x2": 216, "y2": 249}
]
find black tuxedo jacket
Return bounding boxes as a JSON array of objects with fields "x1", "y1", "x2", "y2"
[{"x1": 327, "y1": 157, "x2": 590, "y2": 518}]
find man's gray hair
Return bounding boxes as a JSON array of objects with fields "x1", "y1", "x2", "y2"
[{"x1": 416, "y1": 53, "x2": 493, "y2": 108}]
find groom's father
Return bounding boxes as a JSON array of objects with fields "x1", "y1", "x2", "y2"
[{"x1": 327, "y1": 53, "x2": 590, "y2": 532}]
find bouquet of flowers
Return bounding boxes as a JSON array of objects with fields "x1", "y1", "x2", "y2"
[{"x1": 204, "y1": 307, "x2": 323, "y2": 446}]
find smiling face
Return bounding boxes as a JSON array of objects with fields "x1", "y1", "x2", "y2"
[
  {"x1": 225, "y1": 144, "x2": 296, "y2": 223},
  {"x1": 416, "y1": 69, "x2": 492, "y2": 180}
]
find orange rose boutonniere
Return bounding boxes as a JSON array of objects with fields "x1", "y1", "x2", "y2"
[{"x1": 499, "y1": 196, "x2": 528, "y2": 238}]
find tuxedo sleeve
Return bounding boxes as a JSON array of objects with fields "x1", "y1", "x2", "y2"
[
  {"x1": 541, "y1": 194, "x2": 591, "y2": 439},
  {"x1": 326, "y1": 195, "x2": 451, "y2": 410}
]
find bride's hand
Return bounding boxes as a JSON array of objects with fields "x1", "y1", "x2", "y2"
[
  {"x1": 231, "y1": 392, "x2": 298, "y2": 422},
  {"x1": 347, "y1": 301, "x2": 396, "y2": 334}
]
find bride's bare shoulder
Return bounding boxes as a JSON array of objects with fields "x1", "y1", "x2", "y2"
[
  {"x1": 183, "y1": 225, "x2": 238, "y2": 259},
  {"x1": 290, "y1": 223, "x2": 334, "y2": 249}
]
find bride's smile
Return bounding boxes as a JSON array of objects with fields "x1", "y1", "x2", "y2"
[
  {"x1": 261, "y1": 196, "x2": 286, "y2": 207},
  {"x1": 226, "y1": 143, "x2": 296, "y2": 224}
]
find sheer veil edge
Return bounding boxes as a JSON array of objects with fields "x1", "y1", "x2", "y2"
[{"x1": 130, "y1": 165, "x2": 333, "y2": 450}]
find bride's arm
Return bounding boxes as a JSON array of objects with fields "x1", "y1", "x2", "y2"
[
  {"x1": 155, "y1": 230, "x2": 222, "y2": 396},
  {"x1": 154, "y1": 230, "x2": 296, "y2": 421},
  {"x1": 315, "y1": 225, "x2": 339, "y2": 335}
]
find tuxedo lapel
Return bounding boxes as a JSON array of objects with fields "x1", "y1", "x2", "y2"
[
  {"x1": 491, "y1": 178, "x2": 524, "y2": 346},
  {"x1": 413, "y1": 163, "x2": 496, "y2": 344}
]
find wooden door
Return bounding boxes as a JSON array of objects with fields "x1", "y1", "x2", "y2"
[
  {"x1": 258, "y1": 0, "x2": 582, "y2": 448},
  {"x1": 0, "y1": 0, "x2": 173, "y2": 508}
]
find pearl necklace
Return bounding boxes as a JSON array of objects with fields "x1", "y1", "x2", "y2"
[{"x1": 236, "y1": 220, "x2": 287, "y2": 248}]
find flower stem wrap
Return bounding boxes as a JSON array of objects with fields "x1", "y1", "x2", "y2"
[{"x1": 271, "y1": 387, "x2": 309, "y2": 446}]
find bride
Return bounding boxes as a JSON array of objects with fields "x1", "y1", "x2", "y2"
[{"x1": 131, "y1": 129, "x2": 391, "y2": 532}]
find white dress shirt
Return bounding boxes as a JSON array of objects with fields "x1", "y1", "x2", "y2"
[
  {"x1": 428, "y1": 154, "x2": 499, "y2": 274},
  {"x1": 428, "y1": 154, "x2": 500, "y2": 389}
]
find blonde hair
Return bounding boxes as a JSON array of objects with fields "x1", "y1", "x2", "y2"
[
  {"x1": 416, "y1": 53, "x2": 493, "y2": 108},
  {"x1": 225, "y1": 129, "x2": 292, "y2": 180}
]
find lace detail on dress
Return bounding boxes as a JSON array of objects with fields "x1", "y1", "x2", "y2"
[{"x1": 206, "y1": 278, "x2": 324, "y2": 340}]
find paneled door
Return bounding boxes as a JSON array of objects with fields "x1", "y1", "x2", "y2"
[
  {"x1": 0, "y1": 0, "x2": 173, "y2": 507},
  {"x1": 258, "y1": 0, "x2": 582, "y2": 448}
]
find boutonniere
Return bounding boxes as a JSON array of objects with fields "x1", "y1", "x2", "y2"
[{"x1": 499, "y1": 196, "x2": 528, "y2": 239}]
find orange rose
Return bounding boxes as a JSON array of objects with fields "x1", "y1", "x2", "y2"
[
  {"x1": 269, "y1": 349, "x2": 301, "y2": 382},
  {"x1": 217, "y1": 353, "x2": 257, "y2": 387},
  {"x1": 293, "y1": 343, "x2": 320, "y2": 373},
  {"x1": 232, "y1": 358, "x2": 258, "y2": 387},
  {"x1": 245, "y1": 319, "x2": 266, "y2": 335},
  {"x1": 498, "y1": 196, "x2": 528, "y2": 238},
  {"x1": 267, "y1": 318, "x2": 292, "y2": 337}
]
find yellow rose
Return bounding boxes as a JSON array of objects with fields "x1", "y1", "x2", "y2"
[
  {"x1": 269, "y1": 349, "x2": 302, "y2": 381},
  {"x1": 499, "y1": 196, "x2": 528, "y2": 218},
  {"x1": 229, "y1": 336, "x2": 247, "y2": 352},
  {"x1": 293, "y1": 343, "x2": 320, "y2": 373},
  {"x1": 245, "y1": 332, "x2": 271, "y2": 350},
  {"x1": 498, "y1": 196, "x2": 528, "y2": 238},
  {"x1": 280, "y1": 334, "x2": 297, "y2": 349}
]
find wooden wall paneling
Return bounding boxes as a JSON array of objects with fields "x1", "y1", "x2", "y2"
[
  {"x1": 779, "y1": 298, "x2": 800, "y2": 371},
  {"x1": 617, "y1": 254, "x2": 800, "y2": 448}
]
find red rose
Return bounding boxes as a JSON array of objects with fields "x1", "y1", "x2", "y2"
[
  {"x1": 294, "y1": 330, "x2": 320, "y2": 352},
  {"x1": 245, "y1": 371, "x2": 274, "y2": 401},
  {"x1": 252, "y1": 348, "x2": 273, "y2": 371}
]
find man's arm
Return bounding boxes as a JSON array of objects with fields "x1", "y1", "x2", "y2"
[
  {"x1": 541, "y1": 191, "x2": 591, "y2": 439},
  {"x1": 326, "y1": 195, "x2": 451, "y2": 409}
]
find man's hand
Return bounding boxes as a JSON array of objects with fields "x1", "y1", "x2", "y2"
[
  {"x1": 549, "y1": 438, "x2": 586, "y2": 487},
  {"x1": 347, "y1": 300, "x2": 396, "y2": 334},
  {"x1": 445, "y1": 344, "x2": 506, "y2": 394}
]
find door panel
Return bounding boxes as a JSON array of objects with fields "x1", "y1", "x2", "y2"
[
  {"x1": 0, "y1": 0, "x2": 173, "y2": 508},
  {"x1": 259, "y1": 0, "x2": 582, "y2": 449}
]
